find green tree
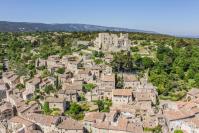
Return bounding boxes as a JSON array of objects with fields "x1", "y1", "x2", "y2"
[
  {"x1": 130, "y1": 46, "x2": 139, "y2": 52},
  {"x1": 96, "y1": 100, "x2": 104, "y2": 112},
  {"x1": 16, "y1": 83, "x2": 25, "y2": 90},
  {"x1": 44, "y1": 85, "x2": 54, "y2": 94},
  {"x1": 174, "y1": 129, "x2": 183, "y2": 133},
  {"x1": 194, "y1": 73, "x2": 199, "y2": 87},
  {"x1": 83, "y1": 83, "x2": 96, "y2": 92},
  {"x1": 141, "y1": 57, "x2": 154, "y2": 69},
  {"x1": 43, "y1": 102, "x2": 51, "y2": 115},
  {"x1": 65, "y1": 102, "x2": 84, "y2": 120},
  {"x1": 56, "y1": 67, "x2": 65, "y2": 74}
]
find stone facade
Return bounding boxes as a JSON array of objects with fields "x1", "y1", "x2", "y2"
[{"x1": 94, "y1": 33, "x2": 131, "y2": 52}]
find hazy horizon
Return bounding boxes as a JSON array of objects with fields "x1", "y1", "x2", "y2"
[{"x1": 0, "y1": 0, "x2": 199, "y2": 36}]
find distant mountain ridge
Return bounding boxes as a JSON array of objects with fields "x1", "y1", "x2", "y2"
[{"x1": 0, "y1": 21, "x2": 156, "y2": 33}]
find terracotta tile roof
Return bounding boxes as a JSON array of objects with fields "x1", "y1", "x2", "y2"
[
  {"x1": 93, "y1": 121, "x2": 110, "y2": 129},
  {"x1": 17, "y1": 102, "x2": 38, "y2": 114},
  {"x1": 177, "y1": 101, "x2": 199, "y2": 114},
  {"x1": 26, "y1": 129, "x2": 42, "y2": 133},
  {"x1": 134, "y1": 92, "x2": 151, "y2": 101},
  {"x1": 164, "y1": 109, "x2": 195, "y2": 121},
  {"x1": 25, "y1": 113, "x2": 59, "y2": 126},
  {"x1": 93, "y1": 117, "x2": 144, "y2": 133},
  {"x1": 9, "y1": 116, "x2": 34, "y2": 127},
  {"x1": 84, "y1": 112, "x2": 106, "y2": 122},
  {"x1": 101, "y1": 74, "x2": 115, "y2": 82},
  {"x1": 116, "y1": 117, "x2": 128, "y2": 130},
  {"x1": 112, "y1": 89, "x2": 132, "y2": 96},
  {"x1": 57, "y1": 119, "x2": 83, "y2": 130},
  {"x1": 126, "y1": 122, "x2": 144, "y2": 133}
]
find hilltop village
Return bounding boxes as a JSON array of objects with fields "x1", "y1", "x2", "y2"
[{"x1": 0, "y1": 32, "x2": 199, "y2": 133}]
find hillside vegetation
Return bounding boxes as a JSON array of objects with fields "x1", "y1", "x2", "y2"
[{"x1": 0, "y1": 32, "x2": 199, "y2": 101}]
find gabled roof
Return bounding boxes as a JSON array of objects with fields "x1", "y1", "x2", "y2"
[
  {"x1": 9, "y1": 116, "x2": 34, "y2": 127},
  {"x1": 25, "y1": 113, "x2": 59, "y2": 126},
  {"x1": 57, "y1": 119, "x2": 83, "y2": 130},
  {"x1": 164, "y1": 109, "x2": 195, "y2": 121},
  {"x1": 112, "y1": 89, "x2": 132, "y2": 96},
  {"x1": 84, "y1": 112, "x2": 106, "y2": 122},
  {"x1": 101, "y1": 74, "x2": 115, "y2": 82}
]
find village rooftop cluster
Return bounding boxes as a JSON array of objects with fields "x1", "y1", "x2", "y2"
[{"x1": 0, "y1": 33, "x2": 198, "y2": 133}]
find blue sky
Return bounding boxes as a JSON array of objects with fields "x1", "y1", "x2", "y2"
[{"x1": 0, "y1": 0, "x2": 199, "y2": 36}]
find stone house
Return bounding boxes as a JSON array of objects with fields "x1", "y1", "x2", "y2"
[
  {"x1": 180, "y1": 118, "x2": 199, "y2": 133},
  {"x1": 57, "y1": 89, "x2": 78, "y2": 102},
  {"x1": 112, "y1": 89, "x2": 133, "y2": 105},
  {"x1": 84, "y1": 112, "x2": 106, "y2": 132},
  {"x1": 62, "y1": 82, "x2": 83, "y2": 95},
  {"x1": 8, "y1": 116, "x2": 38, "y2": 133},
  {"x1": 134, "y1": 90, "x2": 157, "y2": 105},
  {"x1": 47, "y1": 55, "x2": 65, "y2": 73},
  {"x1": 88, "y1": 66, "x2": 101, "y2": 79},
  {"x1": 64, "y1": 56, "x2": 82, "y2": 72},
  {"x1": 123, "y1": 74, "x2": 141, "y2": 89},
  {"x1": 2, "y1": 71, "x2": 20, "y2": 89},
  {"x1": 103, "y1": 87, "x2": 112, "y2": 100},
  {"x1": 57, "y1": 72, "x2": 73, "y2": 83},
  {"x1": 35, "y1": 58, "x2": 47, "y2": 68},
  {"x1": 91, "y1": 118, "x2": 143, "y2": 133},
  {"x1": 23, "y1": 77, "x2": 41, "y2": 100},
  {"x1": 94, "y1": 33, "x2": 131, "y2": 52},
  {"x1": 24, "y1": 113, "x2": 61, "y2": 133},
  {"x1": 0, "y1": 102, "x2": 13, "y2": 121},
  {"x1": 142, "y1": 116, "x2": 159, "y2": 129},
  {"x1": 46, "y1": 97, "x2": 67, "y2": 112},
  {"x1": 100, "y1": 74, "x2": 115, "y2": 90},
  {"x1": 55, "y1": 118, "x2": 83, "y2": 133},
  {"x1": 85, "y1": 111, "x2": 143, "y2": 133},
  {"x1": 39, "y1": 77, "x2": 56, "y2": 89},
  {"x1": 164, "y1": 109, "x2": 196, "y2": 133},
  {"x1": 47, "y1": 55, "x2": 61, "y2": 68},
  {"x1": 77, "y1": 69, "x2": 93, "y2": 83}
]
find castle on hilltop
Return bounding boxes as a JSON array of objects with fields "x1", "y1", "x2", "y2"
[{"x1": 94, "y1": 33, "x2": 131, "y2": 51}]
